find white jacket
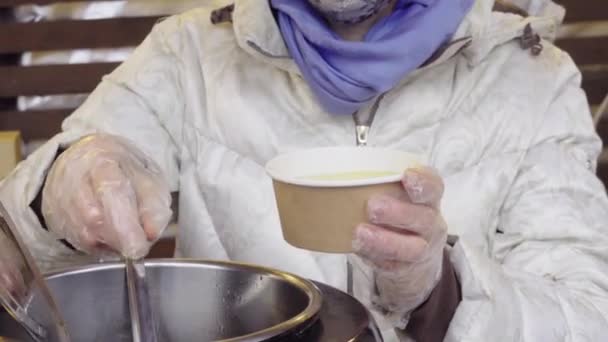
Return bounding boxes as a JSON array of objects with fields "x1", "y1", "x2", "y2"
[{"x1": 2, "y1": 0, "x2": 608, "y2": 340}]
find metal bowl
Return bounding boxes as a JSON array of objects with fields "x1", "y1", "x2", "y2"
[{"x1": 0, "y1": 260, "x2": 323, "y2": 341}]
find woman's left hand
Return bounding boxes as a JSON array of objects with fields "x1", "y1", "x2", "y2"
[{"x1": 353, "y1": 167, "x2": 448, "y2": 318}]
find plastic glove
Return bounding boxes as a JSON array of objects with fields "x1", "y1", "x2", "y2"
[
  {"x1": 353, "y1": 167, "x2": 447, "y2": 326},
  {"x1": 42, "y1": 134, "x2": 172, "y2": 259},
  {"x1": 0, "y1": 235, "x2": 27, "y2": 302}
]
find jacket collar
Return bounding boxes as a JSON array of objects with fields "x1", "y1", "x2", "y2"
[
  {"x1": 231, "y1": 0, "x2": 302, "y2": 74},
  {"x1": 233, "y1": 0, "x2": 289, "y2": 58}
]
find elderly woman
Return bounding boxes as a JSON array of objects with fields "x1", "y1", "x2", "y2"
[{"x1": 1, "y1": 0, "x2": 607, "y2": 341}]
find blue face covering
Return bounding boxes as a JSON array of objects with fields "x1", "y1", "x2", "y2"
[{"x1": 270, "y1": 0, "x2": 474, "y2": 115}]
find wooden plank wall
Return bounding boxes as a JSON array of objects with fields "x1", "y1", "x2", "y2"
[
  {"x1": 0, "y1": 1, "x2": 162, "y2": 142},
  {"x1": 0, "y1": 6, "x2": 17, "y2": 111}
]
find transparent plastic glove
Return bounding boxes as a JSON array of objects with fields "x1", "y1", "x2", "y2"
[
  {"x1": 0, "y1": 235, "x2": 27, "y2": 302},
  {"x1": 42, "y1": 134, "x2": 172, "y2": 259},
  {"x1": 353, "y1": 167, "x2": 447, "y2": 326}
]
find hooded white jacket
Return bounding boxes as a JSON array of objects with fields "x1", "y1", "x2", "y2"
[{"x1": 2, "y1": 0, "x2": 608, "y2": 341}]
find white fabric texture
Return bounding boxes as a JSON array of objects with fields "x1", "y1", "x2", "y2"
[{"x1": 2, "y1": 0, "x2": 608, "y2": 341}]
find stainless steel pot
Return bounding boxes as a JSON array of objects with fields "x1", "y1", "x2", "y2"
[
  {"x1": 0, "y1": 260, "x2": 382, "y2": 341},
  {"x1": 1, "y1": 260, "x2": 321, "y2": 341}
]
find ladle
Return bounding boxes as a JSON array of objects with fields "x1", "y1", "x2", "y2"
[{"x1": 125, "y1": 257, "x2": 158, "y2": 342}]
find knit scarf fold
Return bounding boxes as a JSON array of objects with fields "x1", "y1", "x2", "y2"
[{"x1": 271, "y1": 0, "x2": 474, "y2": 115}]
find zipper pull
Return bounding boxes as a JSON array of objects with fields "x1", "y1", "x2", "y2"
[
  {"x1": 355, "y1": 125, "x2": 369, "y2": 146},
  {"x1": 353, "y1": 94, "x2": 385, "y2": 147}
]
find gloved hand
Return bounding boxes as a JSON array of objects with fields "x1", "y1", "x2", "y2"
[
  {"x1": 353, "y1": 167, "x2": 447, "y2": 326},
  {"x1": 0, "y1": 235, "x2": 27, "y2": 302},
  {"x1": 42, "y1": 134, "x2": 172, "y2": 259}
]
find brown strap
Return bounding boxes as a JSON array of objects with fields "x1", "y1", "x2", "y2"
[{"x1": 405, "y1": 250, "x2": 462, "y2": 342}]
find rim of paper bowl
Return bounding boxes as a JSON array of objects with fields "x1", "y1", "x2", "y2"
[{"x1": 265, "y1": 146, "x2": 422, "y2": 188}]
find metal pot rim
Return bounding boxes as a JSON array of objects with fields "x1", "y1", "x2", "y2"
[{"x1": 44, "y1": 259, "x2": 324, "y2": 342}]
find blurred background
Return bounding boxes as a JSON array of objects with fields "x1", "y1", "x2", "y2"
[{"x1": 0, "y1": 0, "x2": 606, "y2": 257}]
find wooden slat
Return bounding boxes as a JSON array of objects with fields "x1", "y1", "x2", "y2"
[
  {"x1": 0, "y1": 0, "x2": 120, "y2": 6},
  {"x1": 558, "y1": 21, "x2": 608, "y2": 40},
  {"x1": 598, "y1": 162, "x2": 608, "y2": 189},
  {"x1": 582, "y1": 67, "x2": 608, "y2": 106},
  {"x1": 0, "y1": 17, "x2": 159, "y2": 53},
  {"x1": 147, "y1": 237, "x2": 176, "y2": 258},
  {"x1": 597, "y1": 149, "x2": 608, "y2": 189},
  {"x1": 0, "y1": 62, "x2": 118, "y2": 97},
  {"x1": 596, "y1": 114, "x2": 608, "y2": 143},
  {"x1": 554, "y1": 0, "x2": 608, "y2": 23},
  {"x1": 595, "y1": 92, "x2": 608, "y2": 144},
  {"x1": 557, "y1": 37, "x2": 608, "y2": 66},
  {"x1": 0, "y1": 109, "x2": 70, "y2": 140},
  {"x1": 598, "y1": 124, "x2": 608, "y2": 146}
]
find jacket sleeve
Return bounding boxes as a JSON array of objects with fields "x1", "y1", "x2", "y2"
[
  {"x1": 0, "y1": 17, "x2": 184, "y2": 272},
  {"x1": 445, "y1": 57, "x2": 608, "y2": 341}
]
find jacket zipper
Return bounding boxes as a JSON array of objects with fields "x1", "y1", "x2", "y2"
[{"x1": 353, "y1": 94, "x2": 385, "y2": 146}]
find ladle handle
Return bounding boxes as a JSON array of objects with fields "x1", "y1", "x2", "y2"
[{"x1": 126, "y1": 259, "x2": 158, "y2": 342}]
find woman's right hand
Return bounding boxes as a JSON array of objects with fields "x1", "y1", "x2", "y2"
[{"x1": 42, "y1": 134, "x2": 173, "y2": 259}]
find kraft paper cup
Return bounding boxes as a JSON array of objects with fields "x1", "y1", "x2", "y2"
[{"x1": 265, "y1": 147, "x2": 421, "y2": 253}]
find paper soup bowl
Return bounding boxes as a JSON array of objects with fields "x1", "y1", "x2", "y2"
[{"x1": 265, "y1": 147, "x2": 421, "y2": 253}]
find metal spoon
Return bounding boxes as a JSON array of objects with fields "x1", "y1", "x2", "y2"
[{"x1": 125, "y1": 257, "x2": 158, "y2": 342}]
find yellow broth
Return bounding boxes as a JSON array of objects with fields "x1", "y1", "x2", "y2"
[{"x1": 302, "y1": 171, "x2": 398, "y2": 181}]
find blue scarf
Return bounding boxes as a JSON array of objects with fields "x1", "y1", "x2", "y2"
[{"x1": 270, "y1": 0, "x2": 474, "y2": 115}]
